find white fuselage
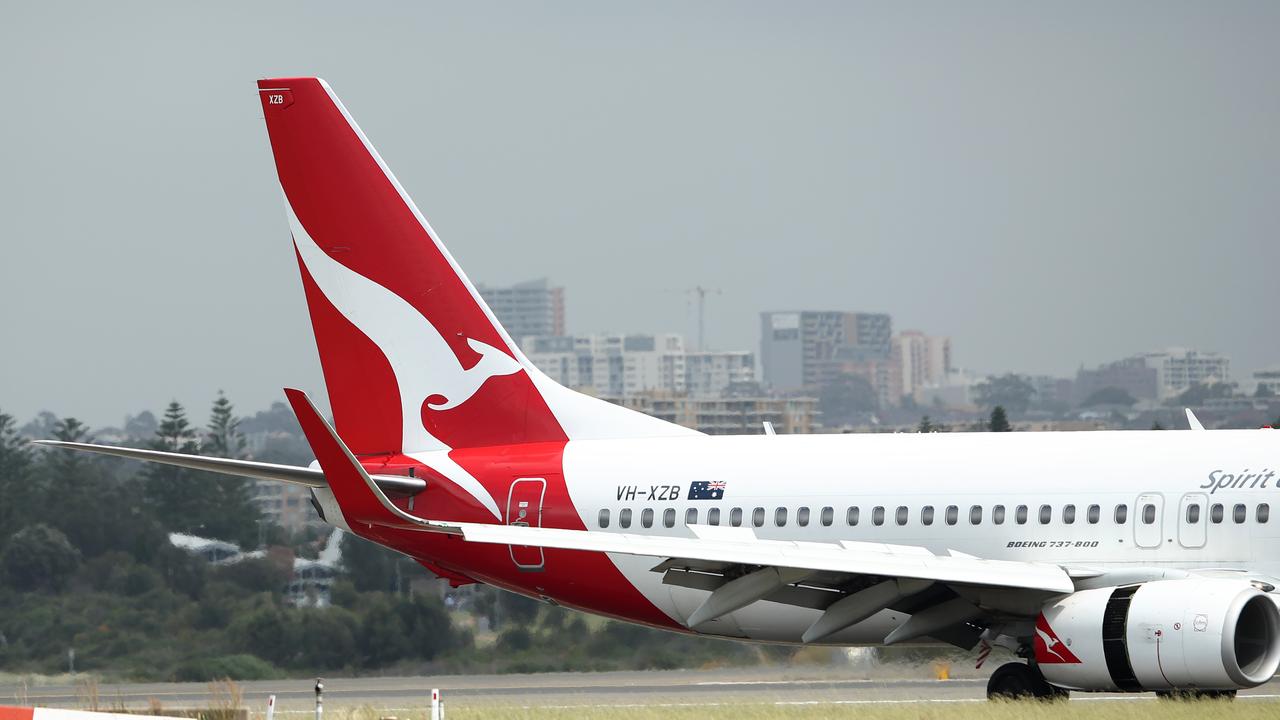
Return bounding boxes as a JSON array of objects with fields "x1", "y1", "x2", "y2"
[{"x1": 559, "y1": 429, "x2": 1280, "y2": 644}]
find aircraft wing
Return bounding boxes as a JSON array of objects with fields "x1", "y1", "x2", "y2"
[{"x1": 456, "y1": 521, "x2": 1074, "y2": 594}]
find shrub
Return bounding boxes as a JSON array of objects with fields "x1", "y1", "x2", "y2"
[{"x1": 173, "y1": 654, "x2": 280, "y2": 681}]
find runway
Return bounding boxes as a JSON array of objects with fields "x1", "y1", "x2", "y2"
[{"x1": 4, "y1": 669, "x2": 1280, "y2": 712}]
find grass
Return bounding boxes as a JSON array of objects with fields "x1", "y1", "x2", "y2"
[{"x1": 318, "y1": 698, "x2": 1279, "y2": 720}]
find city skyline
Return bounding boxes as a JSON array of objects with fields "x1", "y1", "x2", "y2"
[{"x1": 3, "y1": 3, "x2": 1278, "y2": 426}]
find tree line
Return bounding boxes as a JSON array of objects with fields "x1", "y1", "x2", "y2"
[{"x1": 0, "y1": 396, "x2": 778, "y2": 680}]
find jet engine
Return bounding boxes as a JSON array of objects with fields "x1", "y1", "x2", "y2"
[{"x1": 1036, "y1": 578, "x2": 1280, "y2": 692}]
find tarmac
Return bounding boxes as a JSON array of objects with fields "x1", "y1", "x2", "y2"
[{"x1": 4, "y1": 668, "x2": 1280, "y2": 712}]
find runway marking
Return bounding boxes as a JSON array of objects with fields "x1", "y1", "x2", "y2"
[
  {"x1": 261, "y1": 693, "x2": 1280, "y2": 712},
  {"x1": 693, "y1": 679, "x2": 985, "y2": 686}
]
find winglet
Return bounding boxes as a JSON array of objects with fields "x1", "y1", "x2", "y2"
[
  {"x1": 1185, "y1": 408, "x2": 1206, "y2": 431},
  {"x1": 283, "y1": 388, "x2": 458, "y2": 535}
]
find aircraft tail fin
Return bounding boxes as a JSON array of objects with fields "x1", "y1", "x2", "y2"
[{"x1": 256, "y1": 78, "x2": 696, "y2": 456}]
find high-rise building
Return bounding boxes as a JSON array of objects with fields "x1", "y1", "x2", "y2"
[
  {"x1": 760, "y1": 311, "x2": 892, "y2": 392},
  {"x1": 524, "y1": 333, "x2": 687, "y2": 396},
  {"x1": 685, "y1": 350, "x2": 756, "y2": 397},
  {"x1": 1137, "y1": 349, "x2": 1231, "y2": 400},
  {"x1": 892, "y1": 331, "x2": 952, "y2": 400},
  {"x1": 476, "y1": 278, "x2": 565, "y2": 343}
]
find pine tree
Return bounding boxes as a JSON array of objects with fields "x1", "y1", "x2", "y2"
[
  {"x1": 206, "y1": 391, "x2": 246, "y2": 459},
  {"x1": 203, "y1": 393, "x2": 260, "y2": 547},
  {"x1": 154, "y1": 400, "x2": 199, "y2": 454},
  {"x1": 917, "y1": 416, "x2": 936, "y2": 433},
  {"x1": 0, "y1": 411, "x2": 35, "y2": 541},
  {"x1": 989, "y1": 406, "x2": 1012, "y2": 432},
  {"x1": 41, "y1": 417, "x2": 93, "y2": 523},
  {"x1": 144, "y1": 401, "x2": 211, "y2": 536},
  {"x1": 48, "y1": 417, "x2": 91, "y2": 475}
]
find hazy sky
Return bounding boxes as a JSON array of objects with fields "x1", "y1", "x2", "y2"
[{"x1": 2, "y1": 2, "x2": 1277, "y2": 427}]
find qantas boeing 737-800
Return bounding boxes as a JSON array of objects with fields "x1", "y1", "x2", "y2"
[{"x1": 38, "y1": 77, "x2": 1280, "y2": 700}]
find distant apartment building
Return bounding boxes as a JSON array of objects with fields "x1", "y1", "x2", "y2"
[
  {"x1": 476, "y1": 278, "x2": 566, "y2": 342},
  {"x1": 1254, "y1": 366, "x2": 1280, "y2": 397},
  {"x1": 1138, "y1": 349, "x2": 1230, "y2": 400},
  {"x1": 524, "y1": 333, "x2": 687, "y2": 396},
  {"x1": 1075, "y1": 349, "x2": 1231, "y2": 404},
  {"x1": 251, "y1": 481, "x2": 321, "y2": 533},
  {"x1": 685, "y1": 350, "x2": 756, "y2": 397},
  {"x1": 892, "y1": 331, "x2": 952, "y2": 400},
  {"x1": 613, "y1": 392, "x2": 818, "y2": 435},
  {"x1": 760, "y1": 311, "x2": 892, "y2": 392},
  {"x1": 1075, "y1": 357, "x2": 1159, "y2": 404},
  {"x1": 1026, "y1": 375, "x2": 1075, "y2": 411}
]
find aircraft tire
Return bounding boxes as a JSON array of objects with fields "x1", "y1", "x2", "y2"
[{"x1": 986, "y1": 662, "x2": 1068, "y2": 701}]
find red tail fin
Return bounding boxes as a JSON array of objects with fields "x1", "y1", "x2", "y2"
[{"x1": 256, "y1": 78, "x2": 693, "y2": 455}]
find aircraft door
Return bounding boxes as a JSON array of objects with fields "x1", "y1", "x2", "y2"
[
  {"x1": 1134, "y1": 492, "x2": 1164, "y2": 549},
  {"x1": 506, "y1": 477, "x2": 546, "y2": 571},
  {"x1": 1177, "y1": 493, "x2": 1208, "y2": 549}
]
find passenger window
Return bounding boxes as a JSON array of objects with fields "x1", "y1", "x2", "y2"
[
  {"x1": 969, "y1": 505, "x2": 982, "y2": 525},
  {"x1": 753, "y1": 507, "x2": 766, "y2": 527},
  {"x1": 797, "y1": 507, "x2": 811, "y2": 527},
  {"x1": 1114, "y1": 504, "x2": 1127, "y2": 523},
  {"x1": 921, "y1": 506, "x2": 935, "y2": 525},
  {"x1": 896, "y1": 506, "x2": 908, "y2": 526},
  {"x1": 1186, "y1": 504, "x2": 1201, "y2": 524},
  {"x1": 1141, "y1": 504, "x2": 1156, "y2": 525},
  {"x1": 1233, "y1": 504, "x2": 1246, "y2": 523},
  {"x1": 685, "y1": 508, "x2": 698, "y2": 525},
  {"x1": 708, "y1": 508, "x2": 721, "y2": 526},
  {"x1": 1016, "y1": 505, "x2": 1029, "y2": 525},
  {"x1": 992, "y1": 505, "x2": 1005, "y2": 525},
  {"x1": 1211, "y1": 503, "x2": 1224, "y2": 523},
  {"x1": 641, "y1": 508, "x2": 654, "y2": 528},
  {"x1": 821, "y1": 506, "x2": 834, "y2": 526},
  {"x1": 620, "y1": 508, "x2": 633, "y2": 528},
  {"x1": 1063, "y1": 505, "x2": 1076, "y2": 524},
  {"x1": 945, "y1": 505, "x2": 958, "y2": 526},
  {"x1": 1039, "y1": 505, "x2": 1052, "y2": 524},
  {"x1": 598, "y1": 509, "x2": 610, "y2": 528},
  {"x1": 730, "y1": 507, "x2": 743, "y2": 527},
  {"x1": 1087, "y1": 504, "x2": 1100, "y2": 524},
  {"x1": 847, "y1": 506, "x2": 859, "y2": 526},
  {"x1": 663, "y1": 508, "x2": 675, "y2": 528},
  {"x1": 872, "y1": 506, "x2": 885, "y2": 526},
  {"x1": 775, "y1": 507, "x2": 788, "y2": 527},
  {"x1": 1259, "y1": 504, "x2": 1271, "y2": 524}
]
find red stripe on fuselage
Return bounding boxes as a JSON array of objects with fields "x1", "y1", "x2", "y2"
[{"x1": 356, "y1": 442, "x2": 681, "y2": 630}]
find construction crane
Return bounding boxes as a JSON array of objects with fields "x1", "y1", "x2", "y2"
[{"x1": 687, "y1": 285, "x2": 721, "y2": 352}]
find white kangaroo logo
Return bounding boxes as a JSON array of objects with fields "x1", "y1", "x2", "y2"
[
  {"x1": 426, "y1": 337, "x2": 522, "y2": 410},
  {"x1": 287, "y1": 200, "x2": 517, "y2": 518},
  {"x1": 1036, "y1": 627, "x2": 1068, "y2": 662}
]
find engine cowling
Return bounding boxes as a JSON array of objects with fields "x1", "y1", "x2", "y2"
[{"x1": 1037, "y1": 578, "x2": 1280, "y2": 692}]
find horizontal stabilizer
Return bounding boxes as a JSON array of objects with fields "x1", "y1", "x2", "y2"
[
  {"x1": 32, "y1": 440, "x2": 425, "y2": 495},
  {"x1": 283, "y1": 388, "x2": 456, "y2": 533}
]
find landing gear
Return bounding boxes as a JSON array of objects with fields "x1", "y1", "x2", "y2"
[
  {"x1": 1155, "y1": 689, "x2": 1237, "y2": 701},
  {"x1": 986, "y1": 662, "x2": 1069, "y2": 700}
]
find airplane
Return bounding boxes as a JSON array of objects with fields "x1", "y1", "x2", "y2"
[{"x1": 38, "y1": 77, "x2": 1280, "y2": 701}]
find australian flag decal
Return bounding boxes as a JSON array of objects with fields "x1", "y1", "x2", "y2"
[{"x1": 688, "y1": 481, "x2": 726, "y2": 500}]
